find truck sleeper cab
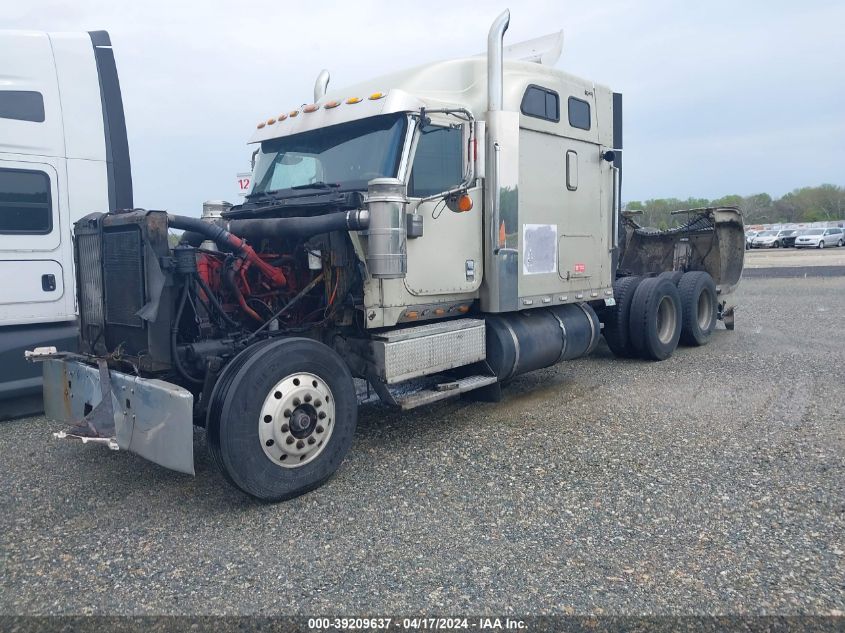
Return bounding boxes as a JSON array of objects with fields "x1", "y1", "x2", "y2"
[
  {"x1": 0, "y1": 29, "x2": 131, "y2": 418},
  {"x1": 34, "y1": 10, "x2": 744, "y2": 501}
]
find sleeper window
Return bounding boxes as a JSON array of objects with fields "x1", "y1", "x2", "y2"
[
  {"x1": 0, "y1": 91, "x2": 45, "y2": 123},
  {"x1": 568, "y1": 97, "x2": 591, "y2": 130},
  {"x1": 0, "y1": 168, "x2": 52, "y2": 234},
  {"x1": 521, "y1": 86, "x2": 560, "y2": 122}
]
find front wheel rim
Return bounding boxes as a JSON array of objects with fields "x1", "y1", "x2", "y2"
[{"x1": 258, "y1": 372, "x2": 335, "y2": 468}]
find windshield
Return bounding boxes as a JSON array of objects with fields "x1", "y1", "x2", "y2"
[
  {"x1": 251, "y1": 113, "x2": 408, "y2": 196},
  {"x1": 758, "y1": 231, "x2": 777, "y2": 237},
  {"x1": 804, "y1": 229, "x2": 824, "y2": 236}
]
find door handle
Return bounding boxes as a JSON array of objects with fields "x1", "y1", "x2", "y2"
[{"x1": 41, "y1": 273, "x2": 56, "y2": 292}]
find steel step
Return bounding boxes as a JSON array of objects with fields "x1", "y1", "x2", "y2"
[{"x1": 394, "y1": 374, "x2": 497, "y2": 410}]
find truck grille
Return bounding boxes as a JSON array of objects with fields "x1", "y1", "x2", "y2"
[
  {"x1": 76, "y1": 231, "x2": 104, "y2": 335},
  {"x1": 102, "y1": 228, "x2": 145, "y2": 328}
]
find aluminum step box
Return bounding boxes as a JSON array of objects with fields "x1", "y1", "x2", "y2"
[{"x1": 369, "y1": 318, "x2": 486, "y2": 384}]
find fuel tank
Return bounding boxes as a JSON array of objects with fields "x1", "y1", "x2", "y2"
[{"x1": 485, "y1": 303, "x2": 600, "y2": 381}]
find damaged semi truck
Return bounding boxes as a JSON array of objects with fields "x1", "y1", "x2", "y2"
[{"x1": 33, "y1": 10, "x2": 745, "y2": 501}]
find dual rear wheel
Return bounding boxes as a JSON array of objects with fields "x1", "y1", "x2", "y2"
[{"x1": 603, "y1": 271, "x2": 717, "y2": 360}]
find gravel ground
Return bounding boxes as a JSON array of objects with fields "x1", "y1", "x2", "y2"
[{"x1": 1, "y1": 276, "x2": 843, "y2": 616}]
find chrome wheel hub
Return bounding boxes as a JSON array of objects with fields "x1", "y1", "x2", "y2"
[{"x1": 258, "y1": 372, "x2": 335, "y2": 468}]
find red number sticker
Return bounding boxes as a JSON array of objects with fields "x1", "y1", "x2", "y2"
[{"x1": 574, "y1": 263, "x2": 586, "y2": 273}]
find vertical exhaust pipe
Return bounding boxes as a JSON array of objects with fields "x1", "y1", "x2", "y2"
[
  {"x1": 314, "y1": 69, "x2": 330, "y2": 102},
  {"x1": 487, "y1": 10, "x2": 510, "y2": 112}
]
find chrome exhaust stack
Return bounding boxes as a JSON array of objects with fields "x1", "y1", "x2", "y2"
[
  {"x1": 487, "y1": 10, "x2": 510, "y2": 112},
  {"x1": 314, "y1": 69, "x2": 330, "y2": 102}
]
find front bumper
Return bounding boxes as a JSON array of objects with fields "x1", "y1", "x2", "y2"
[{"x1": 42, "y1": 358, "x2": 195, "y2": 474}]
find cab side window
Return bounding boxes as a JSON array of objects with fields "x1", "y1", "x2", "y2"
[
  {"x1": 0, "y1": 168, "x2": 52, "y2": 234},
  {"x1": 408, "y1": 126, "x2": 463, "y2": 197}
]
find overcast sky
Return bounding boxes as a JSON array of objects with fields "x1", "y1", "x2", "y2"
[{"x1": 7, "y1": 0, "x2": 845, "y2": 213}]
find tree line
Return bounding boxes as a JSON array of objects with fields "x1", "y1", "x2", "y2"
[{"x1": 625, "y1": 184, "x2": 845, "y2": 229}]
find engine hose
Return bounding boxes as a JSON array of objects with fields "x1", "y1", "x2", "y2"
[
  {"x1": 171, "y1": 281, "x2": 205, "y2": 385},
  {"x1": 193, "y1": 273, "x2": 239, "y2": 328},
  {"x1": 226, "y1": 209, "x2": 370, "y2": 241},
  {"x1": 168, "y1": 214, "x2": 286, "y2": 288},
  {"x1": 225, "y1": 266, "x2": 263, "y2": 323}
]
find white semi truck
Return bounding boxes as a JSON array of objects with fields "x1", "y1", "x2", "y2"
[
  {"x1": 33, "y1": 11, "x2": 744, "y2": 501},
  {"x1": 0, "y1": 30, "x2": 132, "y2": 418}
]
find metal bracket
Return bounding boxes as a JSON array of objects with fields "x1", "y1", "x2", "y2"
[{"x1": 64, "y1": 358, "x2": 116, "y2": 439}]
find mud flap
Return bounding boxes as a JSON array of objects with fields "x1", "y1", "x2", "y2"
[{"x1": 42, "y1": 358, "x2": 195, "y2": 474}]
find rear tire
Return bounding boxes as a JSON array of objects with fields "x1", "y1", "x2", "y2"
[
  {"x1": 677, "y1": 272, "x2": 717, "y2": 346},
  {"x1": 207, "y1": 337, "x2": 357, "y2": 502},
  {"x1": 603, "y1": 276, "x2": 644, "y2": 358},
  {"x1": 658, "y1": 270, "x2": 684, "y2": 285},
  {"x1": 628, "y1": 277, "x2": 682, "y2": 361},
  {"x1": 773, "y1": 241, "x2": 780, "y2": 248}
]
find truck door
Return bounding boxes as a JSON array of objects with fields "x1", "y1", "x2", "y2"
[
  {"x1": 403, "y1": 121, "x2": 483, "y2": 298},
  {"x1": 0, "y1": 158, "x2": 72, "y2": 325}
]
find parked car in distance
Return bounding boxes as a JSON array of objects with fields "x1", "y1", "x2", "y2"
[
  {"x1": 794, "y1": 227, "x2": 844, "y2": 249},
  {"x1": 751, "y1": 229, "x2": 791, "y2": 249},
  {"x1": 745, "y1": 230, "x2": 759, "y2": 250},
  {"x1": 779, "y1": 229, "x2": 800, "y2": 248}
]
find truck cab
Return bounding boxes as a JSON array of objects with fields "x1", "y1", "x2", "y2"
[{"x1": 0, "y1": 30, "x2": 131, "y2": 417}]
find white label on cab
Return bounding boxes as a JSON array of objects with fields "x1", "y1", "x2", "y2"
[{"x1": 236, "y1": 172, "x2": 252, "y2": 197}]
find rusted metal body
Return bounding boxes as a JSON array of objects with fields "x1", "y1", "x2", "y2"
[{"x1": 618, "y1": 207, "x2": 745, "y2": 295}]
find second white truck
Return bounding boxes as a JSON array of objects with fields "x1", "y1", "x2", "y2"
[{"x1": 0, "y1": 29, "x2": 132, "y2": 418}]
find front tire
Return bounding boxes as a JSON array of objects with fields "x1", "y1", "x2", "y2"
[
  {"x1": 207, "y1": 337, "x2": 357, "y2": 502},
  {"x1": 819, "y1": 241, "x2": 825, "y2": 249},
  {"x1": 628, "y1": 277, "x2": 682, "y2": 361}
]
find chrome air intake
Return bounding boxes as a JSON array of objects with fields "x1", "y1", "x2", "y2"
[{"x1": 364, "y1": 178, "x2": 408, "y2": 279}]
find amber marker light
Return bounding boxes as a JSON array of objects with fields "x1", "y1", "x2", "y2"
[
  {"x1": 266, "y1": 117, "x2": 277, "y2": 125},
  {"x1": 457, "y1": 194, "x2": 473, "y2": 212},
  {"x1": 324, "y1": 100, "x2": 341, "y2": 109},
  {"x1": 302, "y1": 104, "x2": 319, "y2": 113},
  {"x1": 278, "y1": 113, "x2": 288, "y2": 121},
  {"x1": 256, "y1": 121, "x2": 266, "y2": 129},
  {"x1": 346, "y1": 97, "x2": 363, "y2": 104},
  {"x1": 289, "y1": 110, "x2": 299, "y2": 117},
  {"x1": 368, "y1": 92, "x2": 385, "y2": 100}
]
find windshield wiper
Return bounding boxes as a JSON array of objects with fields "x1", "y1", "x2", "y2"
[{"x1": 289, "y1": 181, "x2": 341, "y2": 190}]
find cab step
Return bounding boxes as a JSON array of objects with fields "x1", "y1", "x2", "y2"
[
  {"x1": 367, "y1": 371, "x2": 498, "y2": 410},
  {"x1": 395, "y1": 374, "x2": 497, "y2": 410}
]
